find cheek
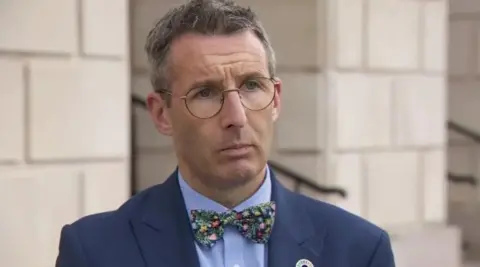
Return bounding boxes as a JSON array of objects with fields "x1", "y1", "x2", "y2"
[
  {"x1": 175, "y1": 119, "x2": 216, "y2": 151},
  {"x1": 248, "y1": 111, "x2": 275, "y2": 141},
  {"x1": 170, "y1": 113, "x2": 197, "y2": 146}
]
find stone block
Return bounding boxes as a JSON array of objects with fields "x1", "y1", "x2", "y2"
[
  {"x1": 423, "y1": 1, "x2": 447, "y2": 72},
  {"x1": 392, "y1": 75, "x2": 446, "y2": 146},
  {"x1": 238, "y1": 0, "x2": 326, "y2": 69},
  {"x1": 276, "y1": 72, "x2": 326, "y2": 151},
  {"x1": 81, "y1": 0, "x2": 128, "y2": 57},
  {"x1": 82, "y1": 161, "x2": 130, "y2": 215},
  {"x1": 365, "y1": 152, "x2": 419, "y2": 226},
  {"x1": 390, "y1": 225, "x2": 461, "y2": 267},
  {"x1": 422, "y1": 149, "x2": 447, "y2": 223},
  {"x1": 0, "y1": 59, "x2": 24, "y2": 162},
  {"x1": 367, "y1": 0, "x2": 420, "y2": 70},
  {"x1": 449, "y1": 21, "x2": 475, "y2": 76},
  {"x1": 333, "y1": 73, "x2": 392, "y2": 149},
  {"x1": 29, "y1": 59, "x2": 129, "y2": 160},
  {"x1": 0, "y1": 168, "x2": 82, "y2": 267},
  {"x1": 334, "y1": 153, "x2": 363, "y2": 217},
  {"x1": 330, "y1": 0, "x2": 363, "y2": 69},
  {"x1": 0, "y1": 0, "x2": 77, "y2": 53}
]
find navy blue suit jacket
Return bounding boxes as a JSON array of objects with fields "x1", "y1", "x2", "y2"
[{"x1": 55, "y1": 170, "x2": 395, "y2": 267}]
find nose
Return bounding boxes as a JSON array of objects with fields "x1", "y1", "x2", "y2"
[{"x1": 219, "y1": 90, "x2": 247, "y2": 129}]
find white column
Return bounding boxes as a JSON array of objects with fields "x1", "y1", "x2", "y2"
[
  {"x1": 324, "y1": 0, "x2": 448, "y2": 228},
  {"x1": 327, "y1": 1, "x2": 459, "y2": 265},
  {"x1": 0, "y1": 0, "x2": 130, "y2": 266}
]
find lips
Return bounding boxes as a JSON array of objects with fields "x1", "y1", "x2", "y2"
[
  {"x1": 219, "y1": 144, "x2": 254, "y2": 157},
  {"x1": 221, "y1": 144, "x2": 252, "y2": 151}
]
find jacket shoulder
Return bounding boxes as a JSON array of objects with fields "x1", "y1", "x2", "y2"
[{"x1": 293, "y1": 194, "x2": 394, "y2": 265}]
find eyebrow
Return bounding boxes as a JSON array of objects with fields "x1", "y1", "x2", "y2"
[
  {"x1": 238, "y1": 71, "x2": 270, "y2": 79},
  {"x1": 188, "y1": 71, "x2": 269, "y2": 89},
  {"x1": 187, "y1": 79, "x2": 222, "y2": 92}
]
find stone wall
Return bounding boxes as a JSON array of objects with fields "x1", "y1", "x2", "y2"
[{"x1": 0, "y1": 0, "x2": 130, "y2": 266}]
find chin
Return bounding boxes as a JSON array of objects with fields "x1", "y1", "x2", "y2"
[{"x1": 217, "y1": 158, "x2": 265, "y2": 184}]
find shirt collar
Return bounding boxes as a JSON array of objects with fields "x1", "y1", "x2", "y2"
[{"x1": 178, "y1": 166, "x2": 272, "y2": 213}]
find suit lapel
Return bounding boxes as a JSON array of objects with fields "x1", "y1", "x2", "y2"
[
  {"x1": 268, "y1": 173, "x2": 325, "y2": 267},
  {"x1": 130, "y1": 171, "x2": 200, "y2": 267},
  {"x1": 128, "y1": 167, "x2": 325, "y2": 267}
]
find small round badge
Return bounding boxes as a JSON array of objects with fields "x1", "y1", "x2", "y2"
[{"x1": 295, "y1": 259, "x2": 314, "y2": 267}]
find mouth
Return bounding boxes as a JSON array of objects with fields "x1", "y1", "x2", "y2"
[
  {"x1": 219, "y1": 144, "x2": 254, "y2": 157},
  {"x1": 221, "y1": 144, "x2": 253, "y2": 150}
]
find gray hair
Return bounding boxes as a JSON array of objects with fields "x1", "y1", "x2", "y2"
[{"x1": 144, "y1": 0, "x2": 276, "y2": 95}]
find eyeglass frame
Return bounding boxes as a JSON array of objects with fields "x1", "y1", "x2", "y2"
[{"x1": 154, "y1": 76, "x2": 279, "y2": 119}]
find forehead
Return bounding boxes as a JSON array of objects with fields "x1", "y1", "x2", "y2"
[{"x1": 168, "y1": 31, "x2": 269, "y2": 87}]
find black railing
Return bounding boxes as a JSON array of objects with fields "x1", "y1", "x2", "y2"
[
  {"x1": 130, "y1": 94, "x2": 347, "y2": 198},
  {"x1": 448, "y1": 121, "x2": 480, "y2": 144},
  {"x1": 448, "y1": 173, "x2": 477, "y2": 186},
  {"x1": 267, "y1": 160, "x2": 347, "y2": 197},
  {"x1": 447, "y1": 120, "x2": 479, "y2": 186}
]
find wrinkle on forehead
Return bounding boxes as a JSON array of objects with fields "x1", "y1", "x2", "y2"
[{"x1": 168, "y1": 31, "x2": 269, "y2": 89}]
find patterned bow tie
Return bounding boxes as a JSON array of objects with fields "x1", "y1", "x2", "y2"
[{"x1": 189, "y1": 201, "x2": 276, "y2": 248}]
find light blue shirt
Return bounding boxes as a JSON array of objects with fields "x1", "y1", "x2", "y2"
[{"x1": 178, "y1": 167, "x2": 272, "y2": 267}]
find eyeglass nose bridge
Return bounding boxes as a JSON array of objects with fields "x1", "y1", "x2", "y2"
[
  {"x1": 216, "y1": 88, "x2": 249, "y2": 115},
  {"x1": 218, "y1": 88, "x2": 246, "y2": 106},
  {"x1": 220, "y1": 88, "x2": 242, "y2": 100}
]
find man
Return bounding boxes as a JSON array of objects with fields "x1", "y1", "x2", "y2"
[{"x1": 56, "y1": 0, "x2": 395, "y2": 266}]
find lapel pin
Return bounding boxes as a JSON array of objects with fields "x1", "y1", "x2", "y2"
[{"x1": 295, "y1": 259, "x2": 314, "y2": 267}]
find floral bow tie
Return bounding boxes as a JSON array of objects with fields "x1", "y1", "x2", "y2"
[{"x1": 189, "y1": 201, "x2": 276, "y2": 248}]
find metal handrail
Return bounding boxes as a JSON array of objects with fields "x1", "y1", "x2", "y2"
[
  {"x1": 267, "y1": 160, "x2": 347, "y2": 197},
  {"x1": 130, "y1": 94, "x2": 347, "y2": 198},
  {"x1": 447, "y1": 120, "x2": 479, "y2": 186},
  {"x1": 448, "y1": 121, "x2": 480, "y2": 143},
  {"x1": 448, "y1": 173, "x2": 477, "y2": 186}
]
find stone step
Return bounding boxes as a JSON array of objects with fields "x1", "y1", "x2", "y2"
[
  {"x1": 448, "y1": 201, "x2": 480, "y2": 261},
  {"x1": 388, "y1": 224, "x2": 462, "y2": 267}
]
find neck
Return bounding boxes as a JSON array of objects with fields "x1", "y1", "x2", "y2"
[{"x1": 179, "y1": 165, "x2": 267, "y2": 209}]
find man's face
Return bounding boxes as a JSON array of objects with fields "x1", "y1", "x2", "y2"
[{"x1": 147, "y1": 31, "x2": 281, "y2": 188}]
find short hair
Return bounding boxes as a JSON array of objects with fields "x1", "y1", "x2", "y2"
[{"x1": 144, "y1": 0, "x2": 276, "y2": 95}]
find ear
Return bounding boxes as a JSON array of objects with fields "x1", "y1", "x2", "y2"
[
  {"x1": 271, "y1": 78, "x2": 282, "y2": 122},
  {"x1": 146, "y1": 92, "x2": 173, "y2": 136}
]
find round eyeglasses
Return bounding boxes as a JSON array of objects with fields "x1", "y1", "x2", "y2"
[{"x1": 156, "y1": 76, "x2": 277, "y2": 119}]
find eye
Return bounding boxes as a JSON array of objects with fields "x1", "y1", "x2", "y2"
[
  {"x1": 193, "y1": 87, "x2": 215, "y2": 99},
  {"x1": 243, "y1": 79, "x2": 261, "y2": 90}
]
